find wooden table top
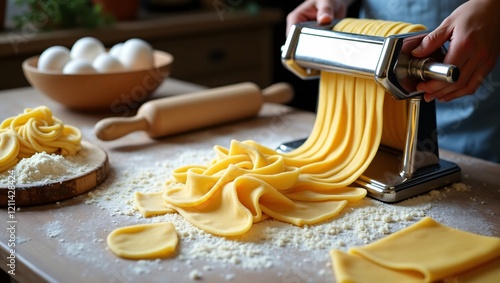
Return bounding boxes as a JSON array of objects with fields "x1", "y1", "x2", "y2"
[{"x1": 1, "y1": 78, "x2": 499, "y2": 283}]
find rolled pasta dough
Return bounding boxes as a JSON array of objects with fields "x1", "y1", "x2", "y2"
[{"x1": 331, "y1": 217, "x2": 500, "y2": 283}]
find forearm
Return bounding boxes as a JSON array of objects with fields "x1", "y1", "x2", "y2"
[
  {"x1": 414, "y1": 0, "x2": 500, "y2": 101},
  {"x1": 471, "y1": 0, "x2": 500, "y2": 41}
]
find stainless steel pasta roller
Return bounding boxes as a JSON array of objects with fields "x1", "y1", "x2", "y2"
[
  {"x1": 281, "y1": 21, "x2": 460, "y2": 99},
  {"x1": 277, "y1": 21, "x2": 461, "y2": 202}
]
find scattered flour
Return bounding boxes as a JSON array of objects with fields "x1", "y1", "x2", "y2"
[
  {"x1": 48, "y1": 153, "x2": 475, "y2": 282},
  {"x1": 189, "y1": 269, "x2": 202, "y2": 280},
  {"x1": 30, "y1": 125, "x2": 495, "y2": 282},
  {"x1": 43, "y1": 220, "x2": 63, "y2": 238},
  {"x1": 15, "y1": 235, "x2": 31, "y2": 245}
]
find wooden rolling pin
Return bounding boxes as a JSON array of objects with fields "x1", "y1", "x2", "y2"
[{"x1": 94, "y1": 82, "x2": 294, "y2": 141}]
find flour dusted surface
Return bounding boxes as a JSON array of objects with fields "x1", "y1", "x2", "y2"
[
  {"x1": 8, "y1": 121, "x2": 498, "y2": 283},
  {"x1": 45, "y1": 145, "x2": 483, "y2": 282}
]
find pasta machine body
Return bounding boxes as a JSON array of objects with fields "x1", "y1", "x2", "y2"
[{"x1": 277, "y1": 21, "x2": 461, "y2": 202}]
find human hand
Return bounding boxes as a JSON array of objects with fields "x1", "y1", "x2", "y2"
[
  {"x1": 412, "y1": 0, "x2": 500, "y2": 102},
  {"x1": 286, "y1": 0, "x2": 349, "y2": 34}
]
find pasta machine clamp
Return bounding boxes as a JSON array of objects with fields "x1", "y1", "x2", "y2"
[{"x1": 277, "y1": 21, "x2": 462, "y2": 202}]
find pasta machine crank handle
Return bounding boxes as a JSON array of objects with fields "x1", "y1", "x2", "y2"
[{"x1": 408, "y1": 57, "x2": 460, "y2": 83}]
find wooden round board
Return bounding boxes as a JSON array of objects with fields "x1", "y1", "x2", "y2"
[{"x1": 0, "y1": 141, "x2": 110, "y2": 206}]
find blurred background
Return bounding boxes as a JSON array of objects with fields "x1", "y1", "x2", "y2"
[{"x1": 0, "y1": 0, "x2": 360, "y2": 112}]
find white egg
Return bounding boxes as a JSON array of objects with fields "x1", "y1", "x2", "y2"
[
  {"x1": 109, "y1": 43, "x2": 123, "y2": 58},
  {"x1": 119, "y1": 38, "x2": 154, "y2": 70},
  {"x1": 38, "y1": 46, "x2": 71, "y2": 72},
  {"x1": 62, "y1": 59, "x2": 97, "y2": 74},
  {"x1": 70, "y1": 37, "x2": 105, "y2": 62},
  {"x1": 92, "y1": 53, "x2": 125, "y2": 73}
]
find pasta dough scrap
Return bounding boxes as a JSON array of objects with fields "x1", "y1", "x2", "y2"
[
  {"x1": 444, "y1": 256, "x2": 500, "y2": 283},
  {"x1": 0, "y1": 106, "x2": 82, "y2": 172},
  {"x1": 107, "y1": 222, "x2": 178, "y2": 260},
  {"x1": 331, "y1": 217, "x2": 500, "y2": 283},
  {"x1": 134, "y1": 191, "x2": 176, "y2": 217},
  {"x1": 330, "y1": 249, "x2": 424, "y2": 283}
]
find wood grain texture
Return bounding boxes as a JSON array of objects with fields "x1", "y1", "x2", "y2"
[{"x1": 0, "y1": 141, "x2": 109, "y2": 206}]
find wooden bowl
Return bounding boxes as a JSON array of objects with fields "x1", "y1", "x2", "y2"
[{"x1": 22, "y1": 50, "x2": 173, "y2": 111}]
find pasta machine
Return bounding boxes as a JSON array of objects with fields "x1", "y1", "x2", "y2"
[{"x1": 277, "y1": 21, "x2": 461, "y2": 202}]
